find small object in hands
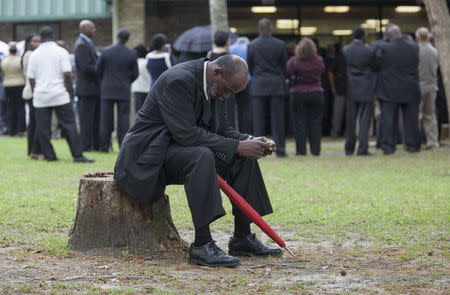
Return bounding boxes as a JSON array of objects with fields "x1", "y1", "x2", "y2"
[{"x1": 217, "y1": 175, "x2": 295, "y2": 257}]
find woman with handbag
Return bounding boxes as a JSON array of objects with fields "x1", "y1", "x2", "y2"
[{"x1": 286, "y1": 38, "x2": 325, "y2": 156}]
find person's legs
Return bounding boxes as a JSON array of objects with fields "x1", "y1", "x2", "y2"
[
  {"x1": 5, "y1": 87, "x2": 17, "y2": 136},
  {"x1": 331, "y1": 94, "x2": 346, "y2": 137},
  {"x1": 12, "y1": 86, "x2": 26, "y2": 134},
  {"x1": 134, "y1": 92, "x2": 147, "y2": 113},
  {"x1": 116, "y1": 100, "x2": 130, "y2": 148},
  {"x1": 78, "y1": 96, "x2": 100, "y2": 151},
  {"x1": 270, "y1": 95, "x2": 286, "y2": 156},
  {"x1": 296, "y1": 93, "x2": 308, "y2": 155},
  {"x1": 402, "y1": 102, "x2": 421, "y2": 153},
  {"x1": 290, "y1": 93, "x2": 302, "y2": 155},
  {"x1": 420, "y1": 91, "x2": 439, "y2": 148},
  {"x1": 99, "y1": 100, "x2": 114, "y2": 152},
  {"x1": 35, "y1": 107, "x2": 57, "y2": 160},
  {"x1": 356, "y1": 102, "x2": 373, "y2": 155},
  {"x1": 381, "y1": 101, "x2": 397, "y2": 154},
  {"x1": 307, "y1": 92, "x2": 324, "y2": 156},
  {"x1": 26, "y1": 100, "x2": 41, "y2": 155},
  {"x1": 344, "y1": 100, "x2": 358, "y2": 155},
  {"x1": 252, "y1": 96, "x2": 267, "y2": 137},
  {"x1": 54, "y1": 103, "x2": 83, "y2": 158}
]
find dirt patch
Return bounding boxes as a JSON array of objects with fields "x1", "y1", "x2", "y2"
[{"x1": 1, "y1": 229, "x2": 448, "y2": 294}]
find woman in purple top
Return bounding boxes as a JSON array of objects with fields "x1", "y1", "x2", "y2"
[{"x1": 286, "y1": 38, "x2": 325, "y2": 156}]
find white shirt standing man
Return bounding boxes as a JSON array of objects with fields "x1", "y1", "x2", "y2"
[
  {"x1": 416, "y1": 27, "x2": 440, "y2": 149},
  {"x1": 27, "y1": 26, "x2": 94, "y2": 162}
]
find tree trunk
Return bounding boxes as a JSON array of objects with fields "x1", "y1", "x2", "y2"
[
  {"x1": 423, "y1": 0, "x2": 450, "y2": 121},
  {"x1": 209, "y1": 0, "x2": 229, "y2": 37},
  {"x1": 68, "y1": 172, "x2": 187, "y2": 253}
]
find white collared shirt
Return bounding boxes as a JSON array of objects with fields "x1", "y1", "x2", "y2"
[
  {"x1": 27, "y1": 41, "x2": 72, "y2": 108},
  {"x1": 203, "y1": 61, "x2": 209, "y2": 101}
]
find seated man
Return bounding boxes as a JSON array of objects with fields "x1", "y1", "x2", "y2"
[{"x1": 114, "y1": 54, "x2": 282, "y2": 268}]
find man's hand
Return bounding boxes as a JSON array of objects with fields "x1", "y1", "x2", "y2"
[
  {"x1": 254, "y1": 136, "x2": 277, "y2": 155},
  {"x1": 237, "y1": 140, "x2": 269, "y2": 159}
]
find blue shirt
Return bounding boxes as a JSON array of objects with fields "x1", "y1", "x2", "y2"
[{"x1": 229, "y1": 41, "x2": 251, "y2": 81}]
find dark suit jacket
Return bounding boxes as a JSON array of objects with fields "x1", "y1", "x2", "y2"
[
  {"x1": 343, "y1": 39, "x2": 375, "y2": 103},
  {"x1": 247, "y1": 35, "x2": 288, "y2": 96},
  {"x1": 376, "y1": 38, "x2": 421, "y2": 103},
  {"x1": 96, "y1": 43, "x2": 139, "y2": 100},
  {"x1": 74, "y1": 36, "x2": 100, "y2": 97},
  {"x1": 114, "y1": 58, "x2": 249, "y2": 204}
]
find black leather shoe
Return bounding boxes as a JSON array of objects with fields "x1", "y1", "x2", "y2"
[
  {"x1": 188, "y1": 241, "x2": 240, "y2": 268},
  {"x1": 73, "y1": 156, "x2": 95, "y2": 163},
  {"x1": 228, "y1": 233, "x2": 283, "y2": 257}
]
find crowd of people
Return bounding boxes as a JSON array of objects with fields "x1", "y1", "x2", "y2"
[{"x1": 0, "y1": 18, "x2": 448, "y2": 162}]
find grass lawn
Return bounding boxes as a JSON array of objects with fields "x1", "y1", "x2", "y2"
[{"x1": 0, "y1": 136, "x2": 449, "y2": 294}]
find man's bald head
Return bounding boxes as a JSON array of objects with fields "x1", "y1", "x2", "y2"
[
  {"x1": 386, "y1": 25, "x2": 401, "y2": 41},
  {"x1": 416, "y1": 27, "x2": 430, "y2": 42},
  {"x1": 79, "y1": 20, "x2": 96, "y2": 38},
  {"x1": 207, "y1": 54, "x2": 249, "y2": 100}
]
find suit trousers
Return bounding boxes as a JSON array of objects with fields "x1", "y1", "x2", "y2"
[
  {"x1": 5, "y1": 86, "x2": 25, "y2": 136},
  {"x1": 381, "y1": 101, "x2": 420, "y2": 154},
  {"x1": 419, "y1": 91, "x2": 439, "y2": 147},
  {"x1": 235, "y1": 86, "x2": 252, "y2": 134},
  {"x1": 99, "y1": 99, "x2": 130, "y2": 151},
  {"x1": 78, "y1": 95, "x2": 100, "y2": 151},
  {"x1": 345, "y1": 101, "x2": 372, "y2": 155},
  {"x1": 252, "y1": 95, "x2": 286, "y2": 155},
  {"x1": 290, "y1": 91, "x2": 324, "y2": 156},
  {"x1": 163, "y1": 144, "x2": 273, "y2": 229},
  {"x1": 35, "y1": 103, "x2": 83, "y2": 160},
  {"x1": 25, "y1": 99, "x2": 41, "y2": 155},
  {"x1": 134, "y1": 92, "x2": 148, "y2": 113},
  {"x1": 331, "y1": 94, "x2": 346, "y2": 137}
]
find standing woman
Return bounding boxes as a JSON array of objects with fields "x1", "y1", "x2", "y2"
[
  {"x1": 131, "y1": 45, "x2": 151, "y2": 112},
  {"x1": 146, "y1": 34, "x2": 175, "y2": 86},
  {"x1": 21, "y1": 34, "x2": 42, "y2": 158},
  {"x1": 286, "y1": 38, "x2": 325, "y2": 156},
  {"x1": 1, "y1": 42, "x2": 26, "y2": 136}
]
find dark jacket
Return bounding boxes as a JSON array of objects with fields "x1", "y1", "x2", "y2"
[
  {"x1": 74, "y1": 36, "x2": 100, "y2": 97},
  {"x1": 97, "y1": 43, "x2": 139, "y2": 100},
  {"x1": 286, "y1": 55, "x2": 324, "y2": 94},
  {"x1": 343, "y1": 39, "x2": 375, "y2": 103},
  {"x1": 376, "y1": 38, "x2": 421, "y2": 103},
  {"x1": 114, "y1": 58, "x2": 249, "y2": 204},
  {"x1": 247, "y1": 35, "x2": 288, "y2": 96}
]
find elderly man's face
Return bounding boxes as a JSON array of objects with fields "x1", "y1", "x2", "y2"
[{"x1": 208, "y1": 70, "x2": 247, "y2": 100}]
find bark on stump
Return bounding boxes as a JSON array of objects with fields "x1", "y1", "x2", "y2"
[{"x1": 68, "y1": 172, "x2": 186, "y2": 253}]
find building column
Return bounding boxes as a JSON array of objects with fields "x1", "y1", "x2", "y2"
[{"x1": 112, "y1": 0, "x2": 145, "y2": 47}]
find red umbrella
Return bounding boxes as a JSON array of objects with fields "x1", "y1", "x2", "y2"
[{"x1": 217, "y1": 175, "x2": 295, "y2": 257}]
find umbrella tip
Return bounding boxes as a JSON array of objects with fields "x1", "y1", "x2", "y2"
[{"x1": 284, "y1": 246, "x2": 296, "y2": 257}]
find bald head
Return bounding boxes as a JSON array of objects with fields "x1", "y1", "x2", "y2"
[
  {"x1": 416, "y1": 27, "x2": 430, "y2": 42},
  {"x1": 258, "y1": 18, "x2": 273, "y2": 35},
  {"x1": 79, "y1": 20, "x2": 96, "y2": 38},
  {"x1": 207, "y1": 54, "x2": 249, "y2": 100},
  {"x1": 387, "y1": 25, "x2": 401, "y2": 41}
]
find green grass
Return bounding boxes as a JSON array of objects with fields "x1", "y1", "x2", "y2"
[{"x1": 0, "y1": 136, "x2": 449, "y2": 255}]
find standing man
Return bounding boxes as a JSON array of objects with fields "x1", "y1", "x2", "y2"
[
  {"x1": 74, "y1": 20, "x2": 101, "y2": 152},
  {"x1": 248, "y1": 18, "x2": 288, "y2": 157},
  {"x1": 114, "y1": 55, "x2": 282, "y2": 268},
  {"x1": 328, "y1": 44, "x2": 347, "y2": 138},
  {"x1": 416, "y1": 27, "x2": 439, "y2": 149},
  {"x1": 27, "y1": 26, "x2": 94, "y2": 163},
  {"x1": 343, "y1": 28, "x2": 375, "y2": 156},
  {"x1": 97, "y1": 29, "x2": 138, "y2": 152},
  {"x1": 376, "y1": 25, "x2": 421, "y2": 154}
]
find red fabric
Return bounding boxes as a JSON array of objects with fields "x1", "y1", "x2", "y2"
[{"x1": 217, "y1": 175, "x2": 286, "y2": 248}]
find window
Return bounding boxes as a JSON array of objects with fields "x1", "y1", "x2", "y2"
[{"x1": 14, "y1": 23, "x2": 60, "y2": 41}]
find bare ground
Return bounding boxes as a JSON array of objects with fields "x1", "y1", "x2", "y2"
[{"x1": 1, "y1": 228, "x2": 449, "y2": 295}]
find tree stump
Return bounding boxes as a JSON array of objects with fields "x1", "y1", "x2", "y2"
[{"x1": 68, "y1": 172, "x2": 187, "y2": 253}]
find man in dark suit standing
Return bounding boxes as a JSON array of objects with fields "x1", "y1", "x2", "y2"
[
  {"x1": 376, "y1": 25, "x2": 421, "y2": 154},
  {"x1": 343, "y1": 28, "x2": 375, "y2": 156},
  {"x1": 114, "y1": 55, "x2": 282, "y2": 268},
  {"x1": 248, "y1": 18, "x2": 288, "y2": 157},
  {"x1": 97, "y1": 28, "x2": 138, "y2": 152},
  {"x1": 74, "y1": 20, "x2": 100, "y2": 152}
]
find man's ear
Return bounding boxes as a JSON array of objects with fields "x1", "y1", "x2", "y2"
[{"x1": 213, "y1": 67, "x2": 224, "y2": 77}]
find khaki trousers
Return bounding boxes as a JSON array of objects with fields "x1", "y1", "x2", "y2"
[{"x1": 419, "y1": 91, "x2": 439, "y2": 147}]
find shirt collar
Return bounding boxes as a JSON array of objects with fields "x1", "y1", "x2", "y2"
[
  {"x1": 80, "y1": 33, "x2": 93, "y2": 46},
  {"x1": 203, "y1": 61, "x2": 209, "y2": 101}
]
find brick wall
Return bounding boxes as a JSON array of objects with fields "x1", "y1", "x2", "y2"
[
  {"x1": 0, "y1": 23, "x2": 13, "y2": 43},
  {"x1": 117, "y1": 0, "x2": 145, "y2": 48}
]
